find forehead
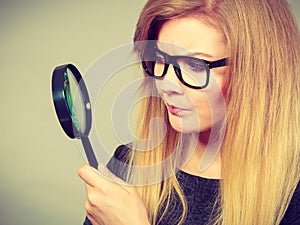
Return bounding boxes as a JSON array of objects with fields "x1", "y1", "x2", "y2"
[{"x1": 157, "y1": 16, "x2": 227, "y2": 59}]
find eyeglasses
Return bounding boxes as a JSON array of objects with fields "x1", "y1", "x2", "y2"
[{"x1": 141, "y1": 44, "x2": 228, "y2": 89}]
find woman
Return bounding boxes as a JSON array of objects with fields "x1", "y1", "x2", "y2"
[{"x1": 78, "y1": 0, "x2": 300, "y2": 224}]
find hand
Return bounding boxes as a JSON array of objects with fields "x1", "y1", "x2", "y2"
[{"x1": 78, "y1": 164, "x2": 150, "y2": 225}]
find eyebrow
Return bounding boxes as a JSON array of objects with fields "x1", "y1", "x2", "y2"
[
  {"x1": 188, "y1": 52, "x2": 215, "y2": 59},
  {"x1": 155, "y1": 44, "x2": 215, "y2": 59}
]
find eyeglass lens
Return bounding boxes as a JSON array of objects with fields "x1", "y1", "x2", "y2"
[{"x1": 143, "y1": 47, "x2": 209, "y2": 88}]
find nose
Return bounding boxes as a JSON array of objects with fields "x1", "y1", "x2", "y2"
[{"x1": 156, "y1": 65, "x2": 184, "y2": 96}]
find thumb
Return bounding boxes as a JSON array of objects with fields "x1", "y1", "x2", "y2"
[{"x1": 97, "y1": 163, "x2": 129, "y2": 186}]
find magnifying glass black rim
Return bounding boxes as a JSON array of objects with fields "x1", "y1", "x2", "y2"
[{"x1": 52, "y1": 64, "x2": 92, "y2": 139}]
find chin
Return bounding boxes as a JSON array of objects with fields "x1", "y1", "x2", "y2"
[{"x1": 168, "y1": 112, "x2": 210, "y2": 134}]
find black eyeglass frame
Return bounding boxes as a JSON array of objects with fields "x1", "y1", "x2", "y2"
[{"x1": 142, "y1": 45, "x2": 228, "y2": 89}]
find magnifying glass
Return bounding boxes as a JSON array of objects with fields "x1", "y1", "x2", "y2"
[{"x1": 51, "y1": 64, "x2": 98, "y2": 169}]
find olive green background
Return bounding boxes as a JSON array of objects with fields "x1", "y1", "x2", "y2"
[{"x1": 0, "y1": 1, "x2": 298, "y2": 225}]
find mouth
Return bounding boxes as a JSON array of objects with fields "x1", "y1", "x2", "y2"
[{"x1": 165, "y1": 103, "x2": 189, "y2": 116}]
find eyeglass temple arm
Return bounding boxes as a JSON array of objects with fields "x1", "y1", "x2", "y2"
[{"x1": 206, "y1": 58, "x2": 227, "y2": 69}]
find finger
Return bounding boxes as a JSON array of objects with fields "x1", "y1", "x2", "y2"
[
  {"x1": 84, "y1": 185, "x2": 104, "y2": 217},
  {"x1": 96, "y1": 164, "x2": 141, "y2": 196},
  {"x1": 86, "y1": 212, "x2": 102, "y2": 225},
  {"x1": 78, "y1": 164, "x2": 130, "y2": 192},
  {"x1": 78, "y1": 163, "x2": 114, "y2": 187},
  {"x1": 78, "y1": 164, "x2": 102, "y2": 187},
  {"x1": 97, "y1": 165, "x2": 137, "y2": 192},
  {"x1": 97, "y1": 164, "x2": 128, "y2": 185},
  {"x1": 78, "y1": 164, "x2": 116, "y2": 187}
]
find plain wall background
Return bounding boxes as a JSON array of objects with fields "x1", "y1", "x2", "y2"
[
  {"x1": 0, "y1": 1, "x2": 299, "y2": 225},
  {"x1": 0, "y1": 1, "x2": 146, "y2": 225}
]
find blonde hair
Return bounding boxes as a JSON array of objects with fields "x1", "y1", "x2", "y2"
[{"x1": 127, "y1": 0, "x2": 300, "y2": 224}]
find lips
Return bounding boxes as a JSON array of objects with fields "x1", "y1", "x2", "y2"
[{"x1": 166, "y1": 103, "x2": 189, "y2": 115}]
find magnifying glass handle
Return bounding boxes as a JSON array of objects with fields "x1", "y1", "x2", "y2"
[{"x1": 81, "y1": 136, "x2": 98, "y2": 169}]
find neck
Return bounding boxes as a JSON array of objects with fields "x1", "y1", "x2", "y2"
[{"x1": 180, "y1": 129, "x2": 222, "y2": 179}]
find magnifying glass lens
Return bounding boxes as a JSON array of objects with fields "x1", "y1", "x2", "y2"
[{"x1": 64, "y1": 68, "x2": 86, "y2": 133}]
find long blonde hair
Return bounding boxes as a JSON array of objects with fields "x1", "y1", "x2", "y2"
[{"x1": 127, "y1": 0, "x2": 300, "y2": 224}]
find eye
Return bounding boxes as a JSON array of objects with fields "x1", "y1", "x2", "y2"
[
  {"x1": 183, "y1": 58, "x2": 206, "y2": 73},
  {"x1": 154, "y1": 51, "x2": 166, "y2": 64}
]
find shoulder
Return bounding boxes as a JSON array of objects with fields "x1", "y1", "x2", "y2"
[
  {"x1": 106, "y1": 144, "x2": 132, "y2": 180},
  {"x1": 111, "y1": 144, "x2": 132, "y2": 161},
  {"x1": 281, "y1": 182, "x2": 300, "y2": 225}
]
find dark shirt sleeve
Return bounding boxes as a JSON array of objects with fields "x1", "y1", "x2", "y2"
[
  {"x1": 106, "y1": 144, "x2": 132, "y2": 179},
  {"x1": 83, "y1": 216, "x2": 93, "y2": 225},
  {"x1": 280, "y1": 182, "x2": 300, "y2": 225}
]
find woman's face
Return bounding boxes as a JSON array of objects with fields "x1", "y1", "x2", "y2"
[{"x1": 155, "y1": 16, "x2": 229, "y2": 133}]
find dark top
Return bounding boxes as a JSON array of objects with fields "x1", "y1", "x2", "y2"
[{"x1": 83, "y1": 145, "x2": 300, "y2": 225}]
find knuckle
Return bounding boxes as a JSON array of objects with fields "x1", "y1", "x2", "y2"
[
  {"x1": 97, "y1": 184, "x2": 112, "y2": 195},
  {"x1": 84, "y1": 201, "x2": 92, "y2": 213},
  {"x1": 128, "y1": 186, "x2": 138, "y2": 195},
  {"x1": 87, "y1": 193, "x2": 99, "y2": 207}
]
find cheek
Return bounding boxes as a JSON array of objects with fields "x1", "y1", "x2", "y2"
[
  {"x1": 187, "y1": 81, "x2": 225, "y2": 115},
  {"x1": 218, "y1": 77, "x2": 229, "y2": 97},
  {"x1": 183, "y1": 91, "x2": 212, "y2": 132},
  {"x1": 213, "y1": 68, "x2": 230, "y2": 96},
  {"x1": 187, "y1": 76, "x2": 227, "y2": 129},
  {"x1": 205, "y1": 69, "x2": 229, "y2": 101}
]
